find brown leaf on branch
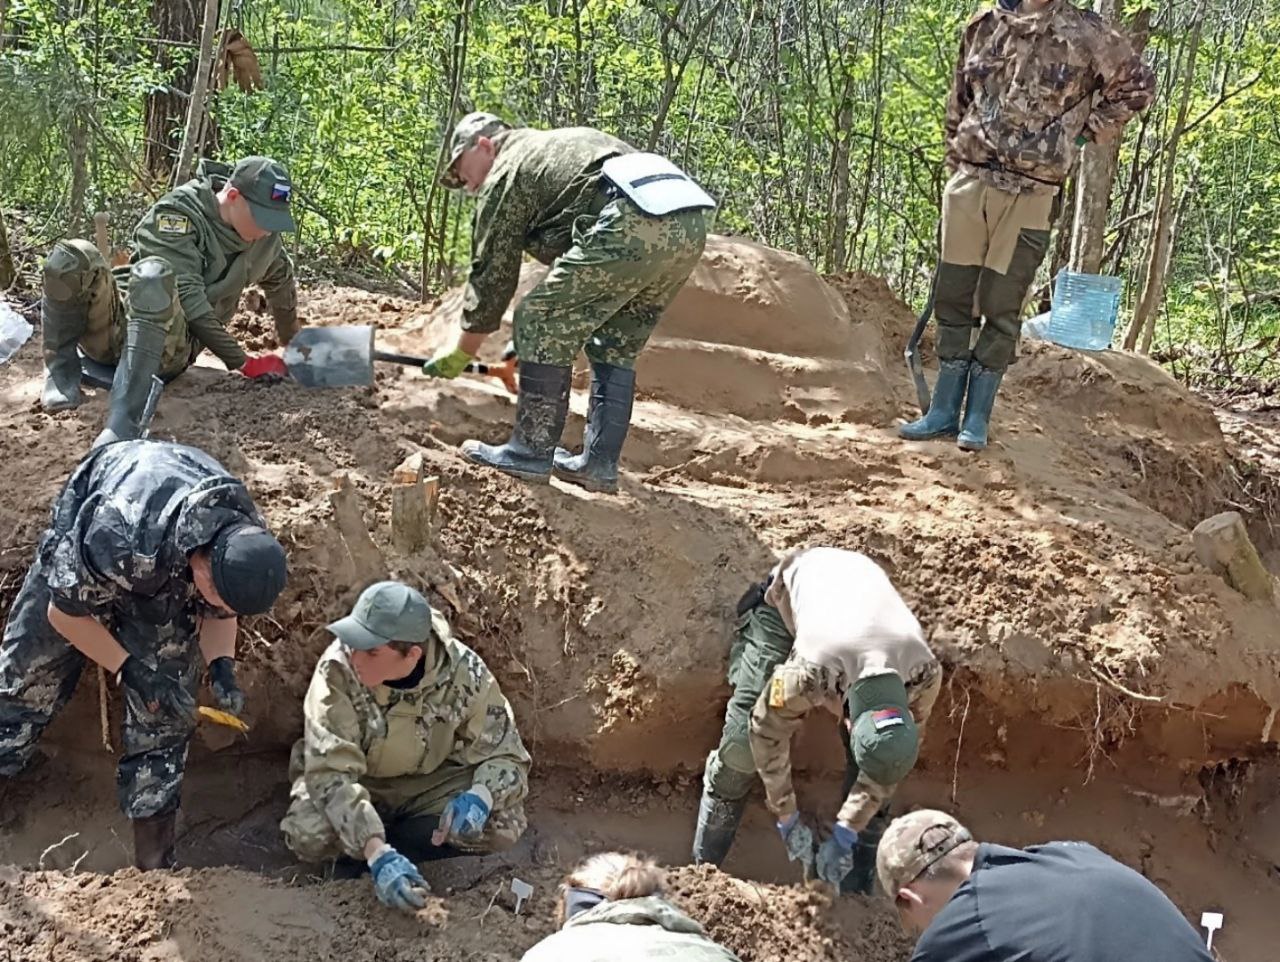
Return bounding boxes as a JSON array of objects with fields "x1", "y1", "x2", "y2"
[{"x1": 217, "y1": 29, "x2": 264, "y2": 93}]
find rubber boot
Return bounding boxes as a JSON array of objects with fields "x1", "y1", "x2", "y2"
[
  {"x1": 840, "y1": 812, "x2": 888, "y2": 895},
  {"x1": 898, "y1": 358, "x2": 970, "y2": 440},
  {"x1": 132, "y1": 812, "x2": 177, "y2": 870},
  {"x1": 691, "y1": 787, "x2": 746, "y2": 867},
  {"x1": 552, "y1": 361, "x2": 635, "y2": 494},
  {"x1": 38, "y1": 242, "x2": 95, "y2": 411},
  {"x1": 957, "y1": 361, "x2": 1004, "y2": 452},
  {"x1": 461, "y1": 361, "x2": 571, "y2": 483}
]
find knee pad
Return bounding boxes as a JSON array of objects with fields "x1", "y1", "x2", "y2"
[
  {"x1": 127, "y1": 258, "x2": 178, "y2": 324},
  {"x1": 42, "y1": 239, "x2": 106, "y2": 303},
  {"x1": 707, "y1": 746, "x2": 758, "y2": 799}
]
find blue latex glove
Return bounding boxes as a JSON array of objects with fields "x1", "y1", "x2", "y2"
[
  {"x1": 777, "y1": 812, "x2": 817, "y2": 871},
  {"x1": 436, "y1": 787, "x2": 492, "y2": 842},
  {"x1": 369, "y1": 844, "x2": 428, "y2": 912},
  {"x1": 816, "y1": 823, "x2": 859, "y2": 885}
]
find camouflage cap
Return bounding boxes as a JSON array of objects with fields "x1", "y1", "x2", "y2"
[
  {"x1": 230, "y1": 156, "x2": 297, "y2": 233},
  {"x1": 848, "y1": 671, "x2": 919, "y2": 786},
  {"x1": 877, "y1": 809, "x2": 973, "y2": 897},
  {"x1": 440, "y1": 111, "x2": 509, "y2": 189},
  {"x1": 328, "y1": 580, "x2": 433, "y2": 650}
]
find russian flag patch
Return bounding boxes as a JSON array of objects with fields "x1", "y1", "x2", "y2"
[
  {"x1": 271, "y1": 182, "x2": 292, "y2": 202},
  {"x1": 872, "y1": 708, "x2": 905, "y2": 731}
]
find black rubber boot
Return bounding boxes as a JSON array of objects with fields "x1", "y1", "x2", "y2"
[
  {"x1": 461, "y1": 361, "x2": 572, "y2": 483},
  {"x1": 957, "y1": 361, "x2": 1005, "y2": 452},
  {"x1": 93, "y1": 318, "x2": 165, "y2": 448},
  {"x1": 40, "y1": 297, "x2": 87, "y2": 412},
  {"x1": 133, "y1": 812, "x2": 177, "y2": 870},
  {"x1": 552, "y1": 361, "x2": 635, "y2": 494},
  {"x1": 840, "y1": 808, "x2": 889, "y2": 895},
  {"x1": 899, "y1": 357, "x2": 970, "y2": 440},
  {"x1": 691, "y1": 786, "x2": 746, "y2": 867}
]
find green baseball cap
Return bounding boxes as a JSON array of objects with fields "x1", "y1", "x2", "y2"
[
  {"x1": 230, "y1": 156, "x2": 297, "y2": 233},
  {"x1": 440, "y1": 111, "x2": 509, "y2": 189},
  {"x1": 327, "y1": 581, "x2": 433, "y2": 650},
  {"x1": 848, "y1": 671, "x2": 920, "y2": 786}
]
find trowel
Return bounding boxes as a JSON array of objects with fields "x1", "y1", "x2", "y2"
[{"x1": 282, "y1": 325, "x2": 517, "y2": 393}]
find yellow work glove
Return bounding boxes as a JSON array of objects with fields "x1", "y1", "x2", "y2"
[{"x1": 422, "y1": 347, "x2": 473, "y2": 380}]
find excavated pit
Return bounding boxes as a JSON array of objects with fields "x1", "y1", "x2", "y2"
[{"x1": 2, "y1": 235, "x2": 1279, "y2": 960}]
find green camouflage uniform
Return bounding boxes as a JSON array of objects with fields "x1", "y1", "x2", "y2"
[
  {"x1": 520, "y1": 897, "x2": 743, "y2": 962},
  {"x1": 462, "y1": 127, "x2": 708, "y2": 368},
  {"x1": 47, "y1": 160, "x2": 297, "y2": 377},
  {"x1": 935, "y1": 1, "x2": 1155, "y2": 369},
  {"x1": 280, "y1": 616, "x2": 531, "y2": 861}
]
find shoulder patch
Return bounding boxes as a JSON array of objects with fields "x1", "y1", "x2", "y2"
[
  {"x1": 156, "y1": 212, "x2": 191, "y2": 235},
  {"x1": 769, "y1": 676, "x2": 787, "y2": 709}
]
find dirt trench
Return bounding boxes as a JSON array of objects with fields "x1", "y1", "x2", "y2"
[{"x1": 1, "y1": 236, "x2": 1279, "y2": 960}]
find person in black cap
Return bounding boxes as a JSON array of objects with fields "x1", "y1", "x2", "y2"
[
  {"x1": 38, "y1": 155, "x2": 302, "y2": 446},
  {"x1": 0, "y1": 440, "x2": 287, "y2": 869}
]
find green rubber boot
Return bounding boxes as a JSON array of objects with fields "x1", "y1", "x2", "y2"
[
  {"x1": 39, "y1": 243, "x2": 93, "y2": 411},
  {"x1": 957, "y1": 362, "x2": 1005, "y2": 452},
  {"x1": 461, "y1": 361, "x2": 572, "y2": 483}
]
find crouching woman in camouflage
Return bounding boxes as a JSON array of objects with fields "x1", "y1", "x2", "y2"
[
  {"x1": 520, "y1": 852, "x2": 743, "y2": 962},
  {"x1": 280, "y1": 581, "x2": 531, "y2": 914}
]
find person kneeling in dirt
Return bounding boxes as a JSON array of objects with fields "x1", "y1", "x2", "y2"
[
  {"x1": 900, "y1": 0, "x2": 1154, "y2": 451},
  {"x1": 877, "y1": 809, "x2": 1214, "y2": 961},
  {"x1": 0, "y1": 440, "x2": 288, "y2": 869},
  {"x1": 39, "y1": 156, "x2": 302, "y2": 445},
  {"x1": 520, "y1": 852, "x2": 742, "y2": 962},
  {"x1": 692, "y1": 546, "x2": 941, "y2": 894},
  {"x1": 425, "y1": 112, "x2": 716, "y2": 492},
  {"x1": 280, "y1": 580, "x2": 531, "y2": 913}
]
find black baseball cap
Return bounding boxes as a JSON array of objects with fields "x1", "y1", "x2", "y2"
[{"x1": 209, "y1": 523, "x2": 288, "y2": 615}]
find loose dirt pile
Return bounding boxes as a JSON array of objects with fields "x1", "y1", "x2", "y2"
[{"x1": 2, "y1": 234, "x2": 1279, "y2": 959}]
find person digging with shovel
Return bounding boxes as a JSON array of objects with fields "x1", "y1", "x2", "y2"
[
  {"x1": 425, "y1": 112, "x2": 716, "y2": 493},
  {"x1": 900, "y1": 0, "x2": 1153, "y2": 451},
  {"x1": 38, "y1": 156, "x2": 301, "y2": 446},
  {"x1": 0, "y1": 440, "x2": 287, "y2": 869},
  {"x1": 280, "y1": 581, "x2": 531, "y2": 913},
  {"x1": 692, "y1": 547, "x2": 941, "y2": 894}
]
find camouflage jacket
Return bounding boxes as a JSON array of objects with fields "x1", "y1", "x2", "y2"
[
  {"x1": 520, "y1": 898, "x2": 743, "y2": 962},
  {"x1": 292, "y1": 615, "x2": 531, "y2": 857},
  {"x1": 39, "y1": 440, "x2": 266, "y2": 666},
  {"x1": 462, "y1": 126, "x2": 633, "y2": 334},
  {"x1": 946, "y1": 1, "x2": 1155, "y2": 194},
  {"x1": 131, "y1": 159, "x2": 296, "y2": 368}
]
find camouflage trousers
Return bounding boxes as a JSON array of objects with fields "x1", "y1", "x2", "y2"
[
  {"x1": 45, "y1": 239, "x2": 194, "y2": 379},
  {"x1": 0, "y1": 564, "x2": 200, "y2": 818},
  {"x1": 514, "y1": 197, "x2": 708, "y2": 368},
  {"x1": 281, "y1": 753, "x2": 527, "y2": 863}
]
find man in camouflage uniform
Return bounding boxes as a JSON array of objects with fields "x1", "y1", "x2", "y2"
[
  {"x1": 901, "y1": 0, "x2": 1154, "y2": 450},
  {"x1": 280, "y1": 581, "x2": 531, "y2": 914},
  {"x1": 426, "y1": 112, "x2": 716, "y2": 492},
  {"x1": 0, "y1": 440, "x2": 288, "y2": 869},
  {"x1": 692, "y1": 547, "x2": 941, "y2": 895},
  {"x1": 40, "y1": 156, "x2": 301, "y2": 445}
]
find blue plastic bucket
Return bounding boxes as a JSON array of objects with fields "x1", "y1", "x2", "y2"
[{"x1": 1047, "y1": 269, "x2": 1123, "y2": 351}]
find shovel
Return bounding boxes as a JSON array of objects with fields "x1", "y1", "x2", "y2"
[{"x1": 282, "y1": 325, "x2": 517, "y2": 393}]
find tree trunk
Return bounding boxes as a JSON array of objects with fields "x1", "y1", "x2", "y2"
[
  {"x1": 0, "y1": 206, "x2": 15, "y2": 290},
  {"x1": 1123, "y1": 14, "x2": 1201, "y2": 352},
  {"x1": 144, "y1": 0, "x2": 201, "y2": 179},
  {"x1": 67, "y1": 107, "x2": 90, "y2": 236},
  {"x1": 172, "y1": 0, "x2": 220, "y2": 186},
  {"x1": 827, "y1": 43, "x2": 854, "y2": 272}
]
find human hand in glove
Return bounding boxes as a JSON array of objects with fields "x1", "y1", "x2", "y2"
[
  {"x1": 368, "y1": 842, "x2": 429, "y2": 912},
  {"x1": 816, "y1": 823, "x2": 858, "y2": 885},
  {"x1": 433, "y1": 786, "x2": 493, "y2": 845},
  {"x1": 239, "y1": 353, "x2": 289, "y2": 380},
  {"x1": 119, "y1": 656, "x2": 196, "y2": 718},
  {"x1": 207, "y1": 656, "x2": 245, "y2": 716},
  {"x1": 421, "y1": 347, "x2": 472, "y2": 379},
  {"x1": 777, "y1": 812, "x2": 817, "y2": 873}
]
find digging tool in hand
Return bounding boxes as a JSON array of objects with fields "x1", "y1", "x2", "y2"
[{"x1": 283, "y1": 324, "x2": 518, "y2": 393}]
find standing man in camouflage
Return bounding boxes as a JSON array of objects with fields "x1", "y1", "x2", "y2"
[
  {"x1": 692, "y1": 547, "x2": 941, "y2": 895},
  {"x1": 0, "y1": 440, "x2": 288, "y2": 869},
  {"x1": 39, "y1": 156, "x2": 302, "y2": 445},
  {"x1": 901, "y1": 0, "x2": 1154, "y2": 450},
  {"x1": 280, "y1": 581, "x2": 531, "y2": 914},
  {"x1": 426, "y1": 112, "x2": 716, "y2": 492}
]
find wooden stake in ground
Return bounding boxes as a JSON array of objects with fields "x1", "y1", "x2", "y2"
[
  {"x1": 1192, "y1": 511, "x2": 1276, "y2": 604},
  {"x1": 391, "y1": 452, "x2": 440, "y2": 554},
  {"x1": 173, "y1": 0, "x2": 221, "y2": 186},
  {"x1": 329, "y1": 473, "x2": 387, "y2": 588},
  {"x1": 93, "y1": 211, "x2": 110, "y2": 259}
]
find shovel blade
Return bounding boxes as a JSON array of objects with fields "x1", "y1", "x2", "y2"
[{"x1": 284, "y1": 325, "x2": 376, "y2": 388}]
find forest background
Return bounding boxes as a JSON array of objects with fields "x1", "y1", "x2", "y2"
[{"x1": 0, "y1": 0, "x2": 1276, "y2": 388}]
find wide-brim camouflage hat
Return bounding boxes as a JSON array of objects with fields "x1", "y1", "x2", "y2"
[
  {"x1": 876, "y1": 809, "x2": 973, "y2": 897},
  {"x1": 440, "y1": 111, "x2": 508, "y2": 189}
]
